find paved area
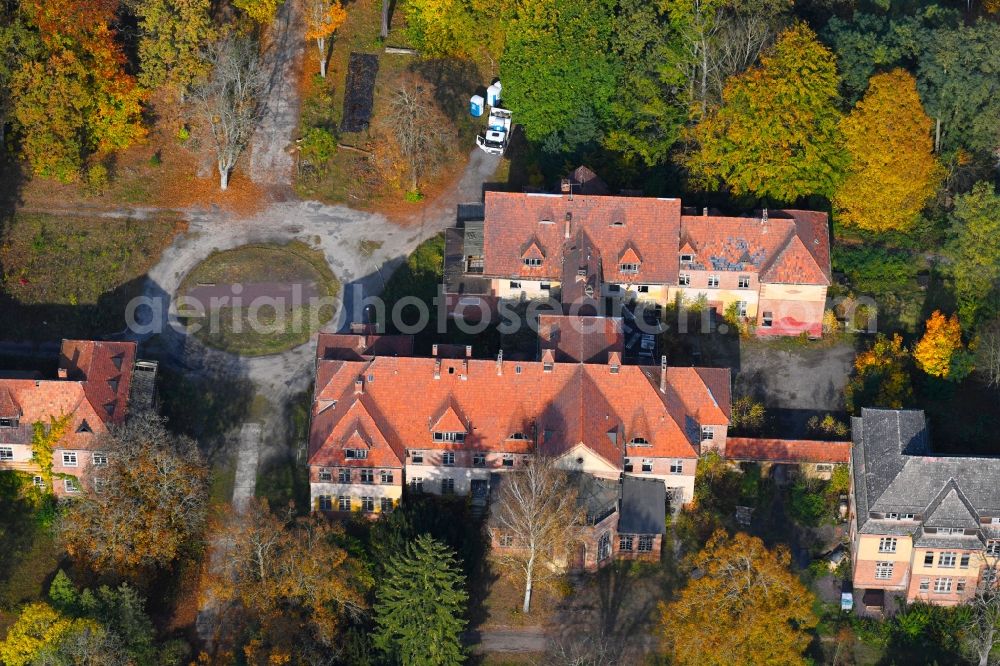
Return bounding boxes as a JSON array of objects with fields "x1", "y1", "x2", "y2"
[{"x1": 233, "y1": 423, "x2": 262, "y2": 511}]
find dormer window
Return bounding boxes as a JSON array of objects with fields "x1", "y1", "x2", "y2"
[
  {"x1": 508, "y1": 432, "x2": 530, "y2": 441},
  {"x1": 104, "y1": 402, "x2": 116, "y2": 417},
  {"x1": 628, "y1": 437, "x2": 649, "y2": 447},
  {"x1": 680, "y1": 254, "x2": 693, "y2": 262},
  {"x1": 523, "y1": 257, "x2": 542, "y2": 267},
  {"x1": 111, "y1": 354, "x2": 124, "y2": 370},
  {"x1": 701, "y1": 426, "x2": 714, "y2": 441},
  {"x1": 345, "y1": 448, "x2": 368, "y2": 459},
  {"x1": 433, "y1": 431, "x2": 465, "y2": 443},
  {"x1": 76, "y1": 420, "x2": 92, "y2": 434},
  {"x1": 620, "y1": 263, "x2": 639, "y2": 274},
  {"x1": 108, "y1": 378, "x2": 120, "y2": 393},
  {"x1": 610, "y1": 220, "x2": 624, "y2": 227},
  {"x1": 0, "y1": 417, "x2": 17, "y2": 428}
]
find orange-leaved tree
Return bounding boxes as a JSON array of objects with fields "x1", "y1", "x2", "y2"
[
  {"x1": 914, "y1": 310, "x2": 973, "y2": 381},
  {"x1": 834, "y1": 69, "x2": 943, "y2": 233},
  {"x1": 305, "y1": 0, "x2": 347, "y2": 78},
  {"x1": 660, "y1": 530, "x2": 817, "y2": 666},
  {"x1": 845, "y1": 333, "x2": 913, "y2": 412}
]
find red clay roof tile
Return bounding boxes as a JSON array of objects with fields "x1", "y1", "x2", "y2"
[{"x1": 726, "y1": 437, "x2": 850, "y2": 464}]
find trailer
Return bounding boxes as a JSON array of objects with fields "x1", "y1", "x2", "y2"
[{"x1": 476, "y1": 107, "x2": 512, "y2": 156}]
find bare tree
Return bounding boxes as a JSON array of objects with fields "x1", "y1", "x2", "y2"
[
  {"x1": 975, "y1": 318, "x2": 1000, "y2": 389},
  {"x1": 488, "y1": 456, "x2": 583, "y2": 614},
  {"x1": 371, "y1": 73, "x2": 455, "y2": 193},
  {"x1": 191, "y1": 35, "x2": 268, "y2": 190},
  {"x1": 709, "y1": 1, "x2": 788, "y2": 102},
  {"x1": 964, "y1": 562, "x2": 1000, "y2": 666}
]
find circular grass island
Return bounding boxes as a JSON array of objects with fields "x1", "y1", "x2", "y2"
[{"x1": 177, "y1": 242, "x2": 340, "y2": 356}]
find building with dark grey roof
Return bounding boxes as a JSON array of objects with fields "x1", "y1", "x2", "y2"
[{"x1": 850, "y1": 409, "x2": 1000, "y2": 607}]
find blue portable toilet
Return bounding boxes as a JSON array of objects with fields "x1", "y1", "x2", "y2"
[{"x1": 470, "y1": 94, "x2": 484, "y2": 117}]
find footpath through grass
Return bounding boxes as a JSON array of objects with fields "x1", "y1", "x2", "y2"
[{"x1": 0, "y1": 212, "x2": 183, "y2": 341}]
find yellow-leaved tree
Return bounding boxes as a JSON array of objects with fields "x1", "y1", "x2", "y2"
[
  {"x1": 845, "y1": 333, "x2": 913, "y2": 412},
  {"x1": 305, "y1": 0, "x2": 347, "y2": 78},
  {"x1": 0, "y1": 603, "x2": 72, "y2": 666},
  {"x1": 914, "y1": 310, "x2": 973, "y2": 381},
  {"x1": 660, "y1": 530, "x2": 818, "y2": 666},
  {"x1": 233, "y1": 0, "x2": 285, "y2": 26},
  {"x1": 834, "y1": 69, "x2": 943, "y2": 233}
]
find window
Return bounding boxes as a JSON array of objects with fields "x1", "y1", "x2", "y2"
[
  {"x1": 409, "y1": 477, "x2": 424, "y2": 493},
  {"x1": 707, "y1": 275, "x2": 719, "y2": 288},
  {"x1": 411, "y1": 451, "x2": 424, "y2": 464},
  {"x1": 64, "y1": 478, "x2": 79, "y2": 493},
  {"x1": 0, "y1": 417, "x2": 18, "y2": 428},
  {"x1": 638, "y1": 535, "x2": 654, "y2": 552},
  {"x1": 623, "y1": 458, "x2": 633, "y2": 473},
  {"x1": 91, "y1": 451, "x2": 108, "y2": 466},
  {"x1": 678, "y1": 273, "x2": 691, "y2": 286},
  {"x1": 619, "y1": 535, "x2": 634, "y2": 551},
  {"x1": 62, "y1": 451, "x2": 78, "y2": 467},
  {"x1": 433, "y1": 431, "x2": 465, "y2": 443},
  {"x1": 338, "y1": 496, "x2": 351, "y2": 511},
  {"x1": 360, "y1": 468, "x2": 374, "y2": 484},
  {"x1": 637, "y1": 285, "x2": 649, "y2": 293},
  {"x1": 499, "y1": 535, "x2": 514, "y2": 547},
  {"x1": 878, "y1": 537, "x2": 897, "y2": 553},
  {"x1": 381, "y1": 498, "x2": 394, "y2": 513},
  {"x1": 629, "y1": 436, "x2": 649, "y2": 447},
  {"x1": 641, "y1": 460, "x2": 653, "y2": 473},
  {"x1": 598, "y1": 533, "x2": 611, "y2": 561},
  {"x1": 940, "y1": 552, "x2": 957, "y2": 568},
  {"x1": 540, "y1": 283, "x2": 551, "y2": 290},
  {"x1": 32, "y1": 476, "x2": 44, "y2": 489},
  {"x1": 762, "y1": 311, "x2": 773, "y2": 327},
  {"x1": 934, "y1": 578, "x2": 952, "y2": 593},
  {"x1": 338, "y1": 468, "x2": 350, "y2": 483},
  {"x1": 680, "y1": 253, "x2": 693, "y2": 263},
  {"x1": 509, "y1": 281, "x2": 521, "y2": 289},
  {"x1": 938, "y1": 527, "x2": 965, "y2": 535},
  {"x1": 919, "y1": 579, "x2": 930, "y2": 592},
  {"x1": 670, "y1": 460, "x2": 683, "y2": 474},
  {"x1": 815, "y1": 463, "x2": 834, "y2": 473},
  {"x1": 523, "y1": 257, "x2": 542, "y2": 267},
  {"x1": 0, "y1": 446, "x2": 12, "y2": 461},
  {"x1": 473, "y1": 452, "x2": 486, "y2": 467},
  {"x1": 701, "y1": 426, "x2": 714, "y2": 441},
  {"x1": 620, "y1": 263, "x2": 639, "y2": 274},
  {"x1": 361, "y1": 496, "x2": 374, "y2": 512},
  {"x1": 961, "y1": 554, "x2": 970, "y2": 569},
  {"x1": 887, "y1": 513, "x2": 916, "y2": 520},
  {"x1": 442, "y1": 452, "x2": 455, "y2": 466},
  {"x1": 318, "y1": 468, "x2": 332, "y2": 481},
  {"x1": 924, "y1": 552, "x2": 935, "y2": 566},
  {"x1": 738, "y1": 275, "x2": 750, "y2": 289},
  {"x1": 735, "y1": 301, "x2": 748, "y2": 317},
  {"x1": 875, "y1": 561, "x2": 894, "y2": 579},
  {"x1": 345, "y1": 448, "x2": 368, "y2": 459},
  {"x1": 380, "y1": 470, "x2": 394, "y2": 484},
  {"x1": 987, "y1": 540, "x2": 1000, "y2": 556},
  {"x1": 502, "y1": 454, "x2": 514, "y2": 467},
  {"x1": 318, "y1": 495, "x2": 333, "y2": 511},
  {"x1": 441, "y1": 478, "x2": 455, "y2": 495},
  {"x1": 957, "y1": 580, "x2": 967, "y2": 593}
]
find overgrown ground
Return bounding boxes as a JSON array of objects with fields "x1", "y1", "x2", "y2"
[
  {"x1": 176, "y1": 241, "x2": 339, "y2": 356},
  {"x1": 0, "y1": 211, "x2": 184, "y2": 340},
  {"x1": 293, "y1": 0, "x2": 491, "y2": 210}
]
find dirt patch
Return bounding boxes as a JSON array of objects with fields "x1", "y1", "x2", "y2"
[
  {"x1": 340, "y1": 53, "x2": 379, "y2": 133},
  {"x1": 177, "y1": 242, "x2": 339, "y2": 356}
]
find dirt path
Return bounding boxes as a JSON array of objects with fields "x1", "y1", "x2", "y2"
[{"x1": 249, "y1": 0, "x2": 304, "y2": 189}]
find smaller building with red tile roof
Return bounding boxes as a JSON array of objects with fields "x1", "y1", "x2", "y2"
[
  {"x1": 0, "y1": 340, "x2": 150, "y2": 496},
  {"x1": 725, "y1": 437, "x2": 851, "y2": 465}
]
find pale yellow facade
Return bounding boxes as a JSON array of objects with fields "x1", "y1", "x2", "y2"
[{"x1": 857, "y1": 534, "x2": 914, "y2": 563}]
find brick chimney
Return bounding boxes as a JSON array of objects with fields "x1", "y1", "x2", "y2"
[
  {"x1": 659, "y1": 355, "x2": 668, "y2": 393},
  {"x1": 57, "y1": 367, "x2": 68, "y2": 379},
  {"x1": 354, "y1": 377, "x2": 364, "y2": 394},
  {"x1": 496, "y1": 350, "x2": 503, "y2": 376},
  {"x1": 564, "y1": 212, "x2": 572, "y2": 239},
  {"x1": 434, "y1": 359, "x2": 441, "y2": 379}
]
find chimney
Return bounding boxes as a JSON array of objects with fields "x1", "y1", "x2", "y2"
[
  {"x1": 461, "y1": 359, "x2": 468, "y2": 380},
  {"x1": 434, "y1": 358, "x2": 441, "y2": 379},
  {"x1": 496, "y1": 350, "x2": 503, "y2": 375},
  {"x1": 561, "y1": 178, "x2": 571, "y2": 194},
  {"x1": 541, "y1": 349, "x2": 555, "y2": 372},
  {"x1": 608, "y1": 352, "x2": 621, "y2": 374},
  {"x1": 761, "y1": 208, "x2": 768, "y2": 224},
  {"x1": 432, "y1": 343, "x2": 439, "y2": 356},
  {"x1": 702, "y1": 207, "x2": 708, "y2": 217},
  {"x1": 564, "y1": 212, "x2": 572, "y2": 239},
  {"x1": 465, "y1": 345, "x2": 472, "y2": 358},
  {"x1": 57, "y1": 367, "x2": 68, "y2": 379},
  {"x1": 659, "y1": 355, "x2": 668, "y2": 394},
  {"x1": 354, "y1": 377, "x2": 364, "y2": 394}
]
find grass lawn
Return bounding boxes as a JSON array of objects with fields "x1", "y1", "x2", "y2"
[
  {"x1": 177, "y1": 241, "x2": 339, "y2": 356},
  {"x1": 0, "y1": 211, "x2": 183, "y2": 341},
  {"x1": 255, "y1": 391, "x2": 312, "y2": 514}
]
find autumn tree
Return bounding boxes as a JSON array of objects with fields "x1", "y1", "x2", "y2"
[
  {"x1": 660, "y1": 530, "x2": 817, "y2": 666},
  {"x1": 13, "y1": 0, "x2": 146, "y2": 181},
  {"x1": 59, "y1": 415, "x2": 209, "y2": 572},
  {"x1": 0, "y1": 13, "x2": 42, "y2": 148},
  {"x1": 845, "y1": 333, "x2": 913, "y2": 413},
  {"x1": 914, "y1": 310, "x2": 972, "y2": 382},
  {"x1": 501, "y1": 0, "x2": 618, "y2": 148},
  {"x1": 686, "y1": 23, "x2": 846, "y2": 202},
  {"x1": 0, "y1": 603, "x2": 76, "y2": 666},
  {"x1": 305, "y1": 0, "x2": 347, "y2": 78},
  {"x1": 212, "y1": 498, "x2": 367, "y2": 662},
  {"x1": 974, "y1": 318, "x2": 1000, "y2": 390},
  {"x1": 402, "y1": 0, "x2": 479, "y2": 58},
  {"x1": 946, "y1": 182, "x2": 1000, "y2": 326},
  {"x1": 488, "y1": 456, "x2": 583, "y2": 613},
  {"x1": 962, "y1": 563, "x2": 1000, "y2": 666},
  {"x1": 834, "y1": 69, "x2": 942, "y2": 233},
  {"x1": 374, "y1": 535, "x2": 468, "y2": 665},
  {"x1": 191, "y1": 35, "x2": 268, "y2": 190},
  {"x1": 371, "y1": 74, "x2": 456, "y2": 193},
  {"x1": 233, "y1": 0, "x2": 286, "y2": 25},
  {"x1": 135, "y1": 0, "x2": 216, "y2": 100}
]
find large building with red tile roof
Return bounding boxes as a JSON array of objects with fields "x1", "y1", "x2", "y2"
[
  {"x1": 0, "y1": 340, "x2": 154, "y2": 496},
  {"x1": 444, "y1": 174, "x2": 831, "y2": 337},
  {"x1": 307, "y1": 332, "x2": 731, "y2": 515}
]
